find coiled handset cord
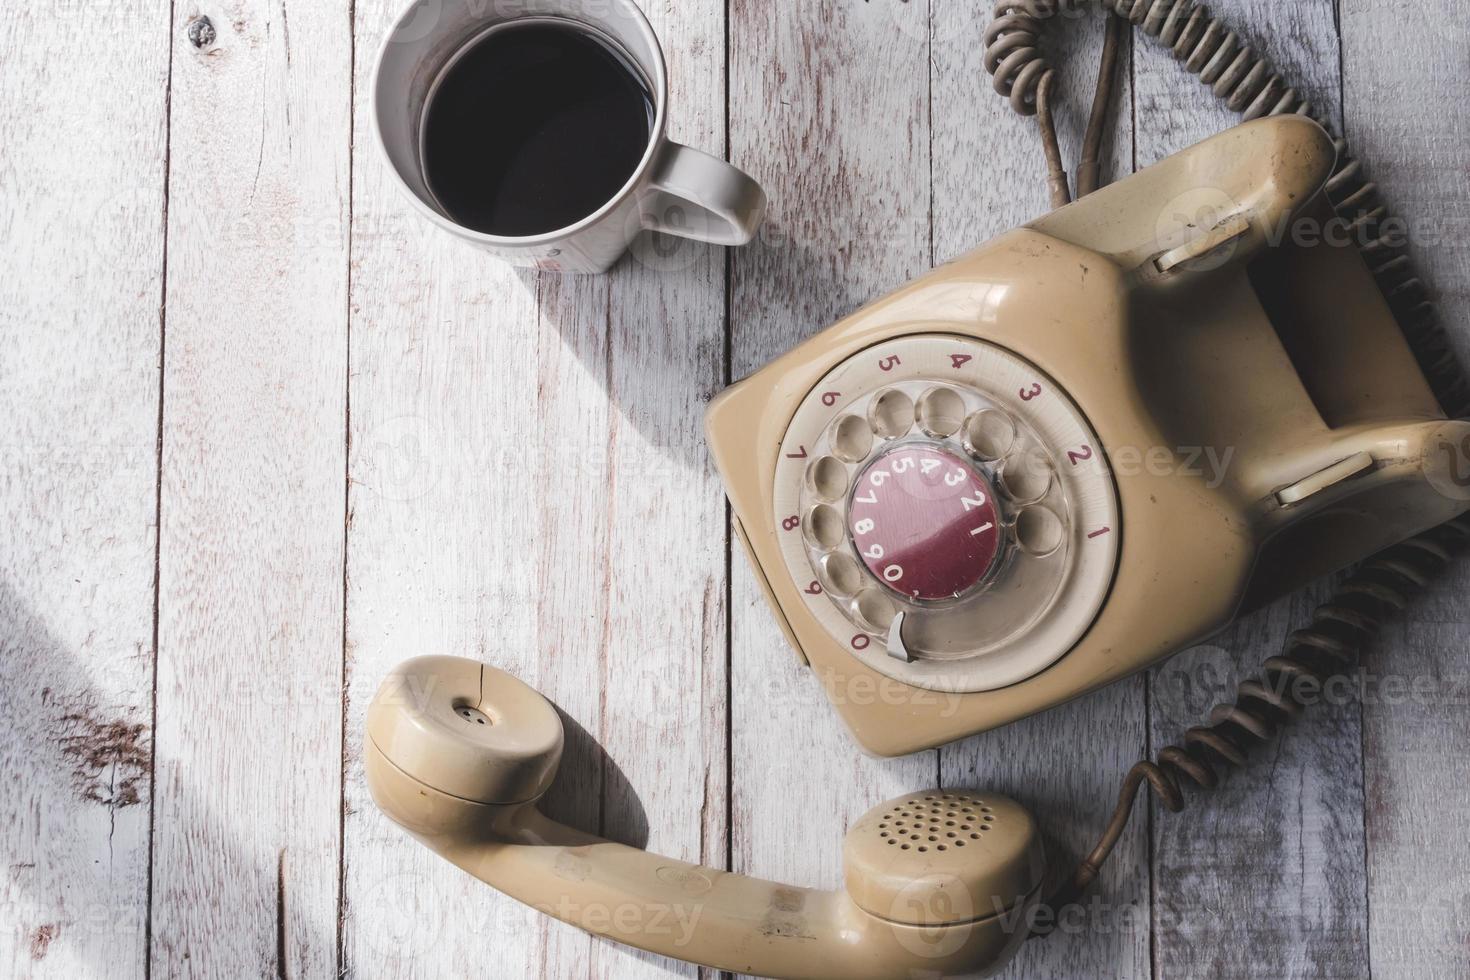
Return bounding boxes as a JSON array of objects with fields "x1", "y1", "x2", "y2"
[{"x1": 981, "y1": 0, "x2": 1470, "y2": 927}]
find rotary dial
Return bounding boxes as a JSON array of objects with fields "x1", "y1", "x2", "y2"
[
  {"x1": 848, "y1": 445, "x2": 1002, "y2": 603},
  {"x1": 773, "y1": 334, "x2": 1119, "y2": 693}
]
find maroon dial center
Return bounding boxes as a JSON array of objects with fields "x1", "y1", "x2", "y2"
[{"x1": 847, "y1": 445, "x2": 1002, "y2": 602}]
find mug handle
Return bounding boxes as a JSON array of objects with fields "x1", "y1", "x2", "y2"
[{"x1": 640, "y1": 141, "x2": 767, "y2": 247}]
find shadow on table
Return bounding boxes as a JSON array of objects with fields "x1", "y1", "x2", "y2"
[
  {"x1": 0, "y1": 577, "x2": 653, "y2": 975},
  {"x1": 514, "y1": 224, "x2": 883, "y2": 473}
]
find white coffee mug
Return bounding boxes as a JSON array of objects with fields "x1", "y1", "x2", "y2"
[{"x1": 372, "y1": 0, "x2": 767, "y2": 273}]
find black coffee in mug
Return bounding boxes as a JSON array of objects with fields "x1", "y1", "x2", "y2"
[{"x1": 422, "y1": 21, "x2": 655, "y2": 238}]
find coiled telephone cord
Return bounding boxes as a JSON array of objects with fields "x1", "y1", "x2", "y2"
[{"x1": 979, "y1": 0, "x2": 1470, "y2": 925}]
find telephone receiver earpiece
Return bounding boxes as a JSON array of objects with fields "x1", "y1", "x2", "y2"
[{"x1": 366, "y1": 656, "x2": 1047, "y2": 980}]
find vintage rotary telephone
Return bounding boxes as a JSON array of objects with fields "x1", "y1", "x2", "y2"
[
  {"x1": 707, "y1": 110, "x2": 1468, "y2": 757},
  {"x1": 368, "y1": 3, "x2": 1470, "y2": 977}
]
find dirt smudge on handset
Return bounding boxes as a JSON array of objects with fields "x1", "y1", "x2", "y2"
[{"x1": 757, "y1": 886, "x2": 816, "y2": 940}]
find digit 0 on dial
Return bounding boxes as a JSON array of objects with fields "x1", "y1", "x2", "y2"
[{"x1": 773, "y1": 335, "x2": 1119, "y2": 692}]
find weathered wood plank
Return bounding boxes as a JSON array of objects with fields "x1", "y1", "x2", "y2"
[
  {"x1": 0, "y1": 0, "x2": 169, "y2": 975},
  {"x1": 339, "y1": 1, "x2": 729, "y2": 977},
  {"x1": 338, "y1": 129, "x2": 544, "y2": 978},
  {"x1": 929, "y1": 5, "x2": 1150, "y2": 977},
  {"x1": 585, "y1": 3, "x2": 731, "y2": 978},
  {"x1": 149, "y1": 2, "x2": 351, "y2": 975},
  {"x1": 543, "y1": 3, "x2": 730, "y2": 976},
  {"x1": 1341, "y1": 2, "x2": 1470, "y2": 976},
  {"x1": 1132, "y1": 1, "x2": 1372, "y2": 975},
  {"x1": 726, "y1": 0, "x2": 938, "y2": 922}
]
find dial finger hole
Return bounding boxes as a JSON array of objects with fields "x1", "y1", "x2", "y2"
[
  {"x1": 804, "y1": 504, "x2": 845, "y2": 551},
  {"x1": 1000, "y1": 447, "x2": 1054, "y2": 504},
  {"x1": 806, "y1": 456, "x2": 849, "y2": 502},
  {"x1": 819, "y1": 552, "x2": 864, "y2": 598},
  {"x1": 917, "y1": 386, "x2": 965, "y2": 438},
  {"x1": 869, "y1": 389, "x2": 915, "y2": 439},
  {"x1": 963, "y1": 409, "x2": 1017, "y2": 462},
  {"x1": 1015, "y1": 504, "x2": 1066, "y2": 557},
  {"x1": 851, "y1": 589, "x2": 897, "y2": 633},
  {"x1": 832, "y1": 414, "x2": 874, "y2": 463}
]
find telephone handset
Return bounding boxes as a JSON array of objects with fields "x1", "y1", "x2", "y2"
[
  {"x1": 708, "y1": 114, "x2": 1470, "y2": 756},
  {"x1": 366, "y1": 656, "x2": 1045, "y2": 979}
]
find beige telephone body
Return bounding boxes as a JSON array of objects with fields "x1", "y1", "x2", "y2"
[{"x1": 707, "y1": 114, "x2": 1470, "y2": 757}]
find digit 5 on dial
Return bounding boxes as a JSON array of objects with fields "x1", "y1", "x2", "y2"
[{"x1": 706, "y1": 117, "x2": 1470, "y2": 757}]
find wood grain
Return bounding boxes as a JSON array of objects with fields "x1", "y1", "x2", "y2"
[
  {"x1": 5, "y1": 0, "x2": 1470, "y2": 976},
  {"x1": 929, "y1": 5, "x2": 1151, "y2": 977},
  {"x1": 726, "y1": 0, "x2": 939, "y2": 938},
  {"x1": 149, "y1": 1, "x2": 351, "y2": 975},
  {"x1": 337, "y1": 22, "x2": 545, "y2": 959},
  {"x1": 339, "y1": 1, "x2": 729, "y2": 978},
  {"x1": 1128, "y1": 1, "x2": 1374, "y2": 976},
  {"x1": 581, "y1": 4, "x2": 730, "y2": 979},
  {"x1": 1341, "y1": 1, "x2": 1470, "y2": 975},
  {"x1": 0, "y1": 0, "x2": 169, "y2": 975},
  {"x1": 529, "y1": 3, "x2": 730, "y2": 977}
]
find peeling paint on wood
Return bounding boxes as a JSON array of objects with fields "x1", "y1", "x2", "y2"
[
  {"x1": 56, "y1": 709, "x2": 150, "y2": 807},
  {"x1": 27, "y1": 925, "x2": 58, "y2": 962}
]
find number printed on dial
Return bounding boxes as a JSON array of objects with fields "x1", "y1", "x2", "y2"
[{"x1": 850, "y1": 445, "x2": 1001, "y2": 602}]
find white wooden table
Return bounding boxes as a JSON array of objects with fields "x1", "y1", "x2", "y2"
[{"x1": 5, "y1": 0, "x2": 1468, "y2": 976}]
